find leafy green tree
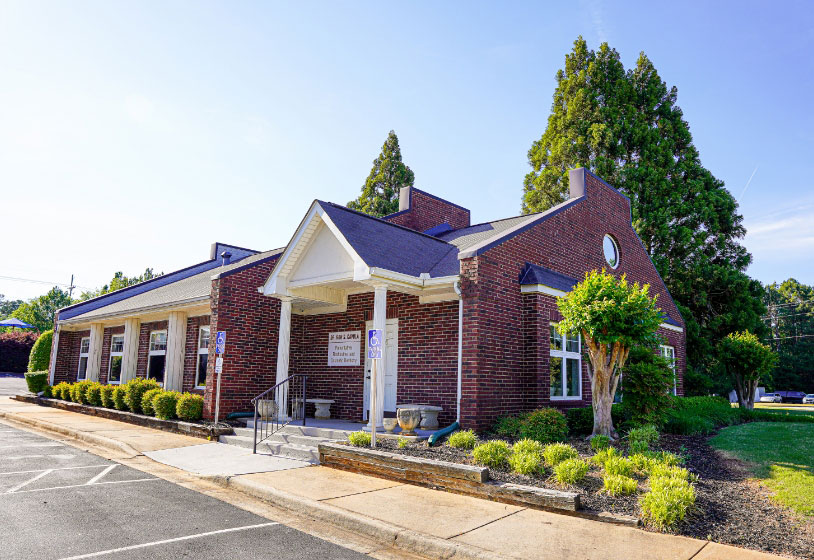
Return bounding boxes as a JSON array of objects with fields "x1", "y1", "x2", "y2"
[
  {"x1": 79, "y1": 268, "x2": 160, "y2": 301},
  {"x1": 717, "y1": 331, "x2": 777, "y2": 409},
  {"x1": 11, "y1": 287, "x2": 73, "y2": 332},
  {"x1": 0, "y1": 294, "x2": 24, "y2": 318},
  {"x1": 522, "y1": 37, "x2": 765, "y2": 391},
  {"x1": 622, "y1": 345, "x2": 674, "y2": 427},
  {"x1": 557, "y1": 270, "x2": 663, "y2": 438},
  {"x1": 764, "y1": 279, "x2": 814, "y2": 392},
  {"x1": 348, "y1": 130, "x2": 414, "y2": 217}
]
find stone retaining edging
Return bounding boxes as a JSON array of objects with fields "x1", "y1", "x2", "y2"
[{"x1": 12, "y1": 394, "x2": 233, "y2": 440}]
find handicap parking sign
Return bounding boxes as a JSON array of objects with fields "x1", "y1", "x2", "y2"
[
  {"x1": 367, "y1": 329, "x2": 382, "y2": 359},
  {"x1": 215, "y1": 331, "x2": 226, "y2": 354}
]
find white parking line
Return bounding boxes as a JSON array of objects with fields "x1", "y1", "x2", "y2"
[
  {"x1": 0, "y1": 465, "x2": 109, "y2": 476},
  {"x1": 5, "y1": 477, "x2": 159, "y2": 495},
  {"x1": 57, "y1": 522, "x2": 280, "y2": 559},
  {"x1": 6, "y1": 469, "x2": 53, "y2": 493},
  {"x1": 85, "y1": 464, "x2": 116, "y2": 485},
  {"x1": 0, "y1": 442, "x2": 63, "y2": 449}
]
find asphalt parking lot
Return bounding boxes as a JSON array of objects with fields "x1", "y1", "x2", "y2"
[
  {"x1": 0, "y1": 423, "x2": 369, "y2": 560},
  {"x1": 0, "y1": 375, "x2": 26, "y2": 397}
]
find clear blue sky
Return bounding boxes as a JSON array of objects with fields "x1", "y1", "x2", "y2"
[{"x1": 1, "y1": 1, "x2": 812, "y2": 301}]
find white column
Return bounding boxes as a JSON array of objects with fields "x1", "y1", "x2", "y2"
[
  {"x1": 275, "y1": 297, "x2": 292, "y2": 417},
  {"x1": 164, "y1": 311, "x2": 188, "y2": 392},
  {"x1": 120, "y1": 318, "x2": 141, "y2": 383},
  {"x1": 86, "y1": 323, "x2": 104, "y2": 382},
  {"x1": 370, "y1": 284, "x2": 387, "y2": 428},
  {"x1": 48, "y1": 326, "x2": 60, "y2": 386}
]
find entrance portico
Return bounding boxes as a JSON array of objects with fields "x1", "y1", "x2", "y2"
[{"x1": 261, "y1": 201, "x2": 460, "y2": 427}]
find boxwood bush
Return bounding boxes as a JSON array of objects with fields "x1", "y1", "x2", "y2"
[
  {"x1": 553, "y1": 458, "x2": 589, "y2": 485},
  {"x1": 447, "y1": 429, "x2": 477, "y2": 449},
  {"x1": 71, "y1": 380, "x2": 94, "y2": 404},
  {"x1": 123, "y1": 378, "x2": 161, "y2": 414},
  {"x1": 141, "y1": 388, "x2": 163, "y2": 416},
  {"x1": 542, "y1": 442, "x2": 578, "y2": 467},
  {"x1": 24, "y1": 371, "x2": 49, "y2": 393},
  {"x1": 112, "y1": 385, "x2": 128, "y2": 410},
  {"x1": 84, "y1": 382, "x2": 103, "y2": 406},
  {"x1": 100, "y1": 385, "x2": 116, "y2": 408},
  {"x1": 603, "y1": 474, "x2": 638, "y2": 496},
  {"x1": 153, "y1": 391, "x2": 181, "y2": 420},
  {"x1": 54, "y1": 382, "x2": 71, "y2": 400},
  {"x1": 348, "y1": 431, "x2": 371, "y2": 447},
  {"x1": 520, "y1": 408, "x2": 568, "y2": 444},
  {"x1": 492, "y1": 414, "x2": 525, "y2": 440},
  {"x1": 472, "y1": 440, "x2": 512, "y2": 468},
  {"x1": 42, "y1": 385, "x2": 53, "y2": 398},
  {"x1": 176, "y1": 393, "x2": 204, "y2": 421}
]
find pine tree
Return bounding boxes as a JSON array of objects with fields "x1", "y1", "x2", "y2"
[
  {"x1": 348, "y1": 130, "x2": 415, "y2": 217},
  {"x1": 523, "y1": 37, "x2": 766, "y2": 389}
]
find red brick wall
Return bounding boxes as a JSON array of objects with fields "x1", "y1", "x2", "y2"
[
  {"x1": 53, "y1": 329, "x2": 89, "y2": 384},
  {"x1": 203, "y1": 260, "x2": 281, "y2": 419},
  {"x1": 288, "y1": 291, "x2": 459, "y2": 426},
  {"x1": 99, "y1": 325, "x2": 125, "y2": 384},
  {"x1": 459, "y1": 170, "x2": 686, "y2": 430},
  {"x1": 385, "y1": 188, "x2": 471, "y2": 232},
  {"x1": 183, "y1": 315, "x2": 210, "y2": 393}
]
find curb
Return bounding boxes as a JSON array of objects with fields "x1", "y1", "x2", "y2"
[
  {"x1": 203, "y1": 474, "x2": 509, "y2": 560},
  {"x1": 0, "y1": 410, "x2": 141, "y2": 457}
]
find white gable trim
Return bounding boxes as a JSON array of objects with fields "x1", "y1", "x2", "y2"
[
  {"x1": 660, "y1": 322, "x2": 684, "y2": 333},
  {"x1": 520, "y1": 284, "x2": 568, "y2": 297}
]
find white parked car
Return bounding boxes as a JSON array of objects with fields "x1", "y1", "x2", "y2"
[
  {"x1": 803, "y1": 394, "x2": 814, "y2": 405},
  {"x1": 760, "y1": 393, "x2": 782, "y2": 403}
]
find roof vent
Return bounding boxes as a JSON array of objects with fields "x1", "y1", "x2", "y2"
[{"x1": 220, "y1": 251, "x2": 232, "y2": 266}]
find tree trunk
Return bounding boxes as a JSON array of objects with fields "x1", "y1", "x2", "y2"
[
  {"x1": 745, "y1": 379, "x2": 757, "y2": 410},
  {"x1": 591, "y1": 363, "x2": 617, "y2": 439}
]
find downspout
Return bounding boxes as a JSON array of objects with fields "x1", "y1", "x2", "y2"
[{"x1": 453, "y1": 280, "x2": 463, "y2": 423}]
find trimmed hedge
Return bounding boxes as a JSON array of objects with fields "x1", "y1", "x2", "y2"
[
  {"x1": 153, "y1": 391, "x2": 180, "y2": 420},
  {"x1": 141, "y1": 388, "x2": 163, "y2": 416},
  {"x1": 85, "y1": 382, "x2": 103, "y2": 406},
  {"x1": 24, "y1": 371, "x2": 49, "y2": 393},
  {"x1": 27, "y1": 330, "x2": 53, "y2": 372},
  {"x1": 123, "y1": 378, "x2": 161, "y2": 414},
  {"x1": 176, "y1": 393, "x2": 204, "y2": 421},
  {"x1": 100, "y1": 385, "x2": 116, "y2": 408},
  {"x1": 112, "y1": 386, "x2": 128, "y2": 410},
  {"x1": 0, "y1": 331, "x2": 39, "y2": 373}
]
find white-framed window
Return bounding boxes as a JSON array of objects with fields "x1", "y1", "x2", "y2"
[
  {"x1": 661, "y1": 345, "x2": 677, "y2": 395},
  {"x1": 550, "y1": 323, "x2": 582, "y2": 399},
  {"x1": 77, "y1": 337, "x2": 90, "y2": 381},
  {"x1": 603, "y1": 234, "x2": 620, "y2": 269},
  {"x1": 147, "y1": 330, "x2": 167, "y2": 385},
  {"x1": 196, "y1": 326, "x2": 210, "y2": 388},
  {"x1": 108, "y1": 334, "x2": 125, "y2": 384}
]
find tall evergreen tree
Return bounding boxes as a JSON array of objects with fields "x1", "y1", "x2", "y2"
[
  {"x1": 348, "y1": 130, "x2": 415, "y2": 217},
  {"x1": 523, "y1": 37, "x2": 766, "y2": 390}
]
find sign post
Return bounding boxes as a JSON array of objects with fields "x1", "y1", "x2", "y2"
[
  {"x1": 367, "y1": 329, "x2": 383, "y2": 448},
  {"x1": 214, "y1": 331, "x2": 226, "y2": 425}
]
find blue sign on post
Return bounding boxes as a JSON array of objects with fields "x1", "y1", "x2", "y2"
[
  {"x1": 215, "y1": 331, "x2": 227, "y2": 355},
  {"x1": 367, "y1": 329, "x2": 382, "y2": 359}
]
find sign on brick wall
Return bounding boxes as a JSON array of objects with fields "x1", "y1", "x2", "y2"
[{"x1": 328, "y1": 331, "x2": 361, "y2": 366}]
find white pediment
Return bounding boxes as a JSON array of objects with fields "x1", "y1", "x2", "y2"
[{"x1": 288, "y1": 223, "x2": 355, "y2": 287}]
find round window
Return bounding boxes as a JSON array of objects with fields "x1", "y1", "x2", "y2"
[{"x1": 603, "y1": 235, "x2": 619, "y2": 269}]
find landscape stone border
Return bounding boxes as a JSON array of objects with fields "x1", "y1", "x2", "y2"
[{"x1": 12, "y1": 394, "x2": 233, "y2": 440}]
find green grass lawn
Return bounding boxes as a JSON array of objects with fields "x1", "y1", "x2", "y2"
[
  {"x1": 753, "y1": 403, "x2": 814, "y2": 415},
  {"x1": 710, "y1": 422, "x2": 814, "y2": 516}
]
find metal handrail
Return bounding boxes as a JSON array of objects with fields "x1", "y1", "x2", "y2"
[{"x1": 251, "y1": 374, "x2": 307, "y2": 454}]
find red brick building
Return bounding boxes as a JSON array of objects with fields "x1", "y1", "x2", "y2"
[{"x1": 49, "y1": 168, "x2": 685, "y2": 431}]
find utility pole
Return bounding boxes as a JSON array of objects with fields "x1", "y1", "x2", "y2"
[{"x1": 68, "y1": 275, "x2": 76, "y2": 298}]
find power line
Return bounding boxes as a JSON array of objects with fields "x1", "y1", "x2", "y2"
[
  {"x1": 0, "y1": 275, "x2": 92, "y2": 291},
  {"x1": 765, "y1": 334, "x2": 814, "y2": 341}
]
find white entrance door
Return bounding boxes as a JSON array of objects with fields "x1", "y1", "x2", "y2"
[{"x1": 363, "y1": 319, "x2": 398, "y2": 420}]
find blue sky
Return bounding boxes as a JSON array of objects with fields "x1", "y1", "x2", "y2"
[{"x1": 1, "y1": 1, "x2": 812, "y2": 301}]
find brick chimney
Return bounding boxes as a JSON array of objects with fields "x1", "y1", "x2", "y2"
[{"x1": 383, "y1": 187, "x2": 470, "y2": 233}]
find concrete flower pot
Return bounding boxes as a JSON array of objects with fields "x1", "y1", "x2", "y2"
[
  {"x1": 397, "y1": 408, "x2": 421, "y2": 436},
  {"x1": 382, "y1": 417, "x2": 398, "y2": 433}
]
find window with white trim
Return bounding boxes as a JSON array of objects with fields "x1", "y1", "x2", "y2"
[
  {"x1": 661, "y1": 345, "x2": 677, "y2": 395},
  {"x1": 108, "y1": 334, "x2": 124, "y2": 384},
  {"x1": 147, "y1": 331, "x2": 167, "y2": 385},
  {"x1": 550, "y1": 324, "x2": 582, "y2": 399},
  {"x1": 77, "y1": 337, "x2": 90, "y2": 381},
  {"x1": 196, "y1": 326, "x2": 210, "y2": 388}
]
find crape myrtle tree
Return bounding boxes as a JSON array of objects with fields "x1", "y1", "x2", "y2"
[
  {"x1": 348, "y1": 130, "x2": 415, "y2": 217},
  {"x1": 557, "y1": 270, "x2": 663, "y2": 438},
  {"x1": 717, "y1": 331, "x2": 777, "y2": 410},
  {"x1": 523, "y1": 37, "x2": 766, "y2": 394}
]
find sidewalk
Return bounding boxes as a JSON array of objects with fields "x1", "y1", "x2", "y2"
[{"x1": 0, "y1": 396, "x2": 783, "y2": 560}]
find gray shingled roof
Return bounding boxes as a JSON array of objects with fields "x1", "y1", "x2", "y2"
[
  {"x1": 65, "y1": 249, "x2": 282, "y2": 322},
  {"x1": 435, "y1": 214, "x2": 538, "y2": 250}
]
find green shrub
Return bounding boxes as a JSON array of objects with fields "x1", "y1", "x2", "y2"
[
  {"x1": 123, "y1": 378, "x2": 161, "y2": 414},
  {"x1": 71, "y1": 380, "x2": 93, "y2": 403},
  {"x1": 513, "y1": 438, "x2": 544, "y2": 458},
  {"x1": 629, "y1": 440, "x2": 649, "y2": 454},
  {"x1": 542, "y1": 442, "x2": 578, "y2": 467},
  {"x1": 604, "y1": 456, "x2": 635, "y2": 477},
  {"x1": 24, "y1": 371, "x2": 49, "y2": 393},
  {"x1": 651, "y1": 451, "x2": 683, "y2": 467},
  {"x1": 42, "y1": 385, "x2": 53, "y2": 398},
  {"x1": 472, "y1": 440, "x2": 512, "y2": 468},
  {"x1": 492, "y1": 414, "x2": 525, "y2": 441},
  {"x1": 112, "y1": 386, "x2": 128, "y2": 410},
  {"x1": 27, "y1": 330, "x2": 53, "y2": 372},
  {"x1": 176, "y1": 393, "x2": 204, "y2": 421},
  {"x1": 509, "y1": 451, "x2": 542, "y2": 475},
  {"x1": 603, "y1": 474, "x2": 638, "y2": 496},
  {"x1": 99, "y1": 385, "x2": 116, "y2": 408},
  {"x1": 554, "y1": 458, "x2": 589, "y2": 485},
  {"x1": 141, "y1": 388, "x2": 163, "y2": 416},
  {"x1": 630, "y1": 453, "x2": 657, "y2": 474},
  {"x1": 742, "y1": 408, "x2": 814, "y2": 424},
  {"x1": 565, "y1": 403, "x2": 631, "y2": 436},
  {"x1": 621, "y1": 345, "x2": 674, "y2": 427},
  {"x1": 628, "y1": 424, "x2": 659, "y2": 447},
  {"x1": 397, "y1": 437, "x2": 408, "y2": 449},
  {"x1": 664, "y1": 396, "x2": 740, "y2": 435},
  {"x1": 52, "y1": 382, "x2": 70, "y2": 400},
  {"x1": 84, "y1": 383, "x2": 103, "y2": 406},
  {"x1": 663, "y1": 410, "x2": 715, "y2": 435},
  {"x1": 641, "y1": 477, "x2": 696, "y2": 530},
  {"x1": 153, "y1": 391, "x2": 180, "y2": 420},
  {"x1": 348, "y1": 431, "x2": 371, "y2": 447},
  {"x1": 57, "y1": 382, "x2": 72, "y2": 400},
  {"x1": 590, "y1": 435, "x2": 611, "y2": 451},
  {"x1": 520, "y1": 408, "x2": 568, "y2": 444},
  {"x1": 448, "y1": 429, "x2": 477, "y2": 449},
  {"x1": 591, "y1": 447, "x2": 619, "y2": 466},
  {"x1": 649, "y1": 464, "x2": 694, "y2": 482}
]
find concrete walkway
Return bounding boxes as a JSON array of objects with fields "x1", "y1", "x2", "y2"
[{"x1": 0, "y1": 396, "x2": 786, "y2": 560}]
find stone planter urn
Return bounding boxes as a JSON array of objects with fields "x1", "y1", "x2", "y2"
[
  {"x1": 257, "y1": 399, "x2": 277, "y2": 420},
  {"x1": 396, "y1": 408, "x2": 421, "y2": 436},
  {"x1": 419, "y1": 406, "x2": 443, "y2": 430},
  {"x1": 382, "y1": 417, "x2": 398, "y2": 433}
]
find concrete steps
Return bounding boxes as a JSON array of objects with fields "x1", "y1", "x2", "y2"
[{"x1": 219, "y1": 423, "x2": 353, "y2": 464}]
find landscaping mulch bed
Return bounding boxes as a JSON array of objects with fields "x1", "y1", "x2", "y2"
[{"x1": 376, "y1": 434, "x2": 814, "y2": 559}]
